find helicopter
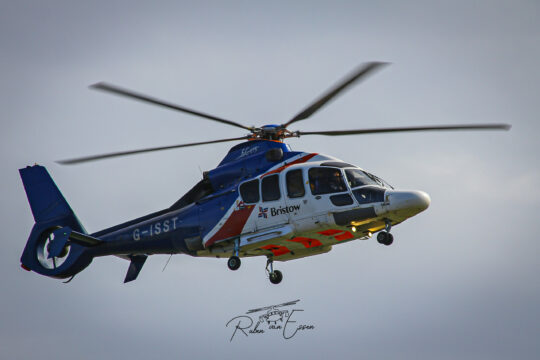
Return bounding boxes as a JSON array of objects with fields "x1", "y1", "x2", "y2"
[{"x1": 19, "y1": 62, "x2": 510, "y2": 284}]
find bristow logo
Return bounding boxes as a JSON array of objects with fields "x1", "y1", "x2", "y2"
[
  {"x1": 269, "y1": 205, "x2": 300, "y2": 217},
  {"x1": 225, "y1": 300, "x2": 315, "y2": 341},
  {"x1": 258, "y1": 207, "x2": 268, "y2": 218}
]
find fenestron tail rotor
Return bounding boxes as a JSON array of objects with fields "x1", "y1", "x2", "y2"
[
  {"x1": 36, "y1": 230, "x2": 71, "y2": 270},
  {"x1": 58, "y1": 62, "x2": 511, "y2": 165}
]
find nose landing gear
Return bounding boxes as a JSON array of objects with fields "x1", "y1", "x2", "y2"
[
  {"x1": 266, "y1": 257, "x2": 283, "y2": 284},
  {"x1": 377, "y1": 220, "x2": 394, "y2": 246}
]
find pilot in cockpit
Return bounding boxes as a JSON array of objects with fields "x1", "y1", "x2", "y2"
[{"x1": 310, "y1": 168, "x2": 346, "y2": 194}]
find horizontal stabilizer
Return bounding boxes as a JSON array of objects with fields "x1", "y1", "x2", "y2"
[{"x1": 124, "y1": 255, "x2": 147, "y2": 283}]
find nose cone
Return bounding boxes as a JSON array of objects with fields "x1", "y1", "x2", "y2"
[
  {"x1": 387, "y1": 190, "x2": 431, "y2": 215},
  {"x1": 409, "y1": 190, "x2": 431, "y2": 212}
]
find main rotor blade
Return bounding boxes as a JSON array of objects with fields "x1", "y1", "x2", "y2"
[
  {"x1": 57, "y1": 136, "x2": 249, "y2": 165},
  {"x1": 297, "y1": 123, "x2": 511, "y2": 136},
  {"x1": 283, "y1": 62, "x2": 389, "y2": 128},
  {"x1": 91, "y1": 82, "x2": 253, "y2": 131}
]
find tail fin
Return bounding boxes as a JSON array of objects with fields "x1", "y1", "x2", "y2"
[
  {"x1": 19, "y1": 165, "x2": 92, "y2": 279},
  {"x1": 20, "y1": 165, "x2": 85, "y2": 227}
]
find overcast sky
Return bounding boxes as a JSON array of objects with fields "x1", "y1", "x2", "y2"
[{"x1": 1, "y1": 1, "x2": 539, "y2": 359}]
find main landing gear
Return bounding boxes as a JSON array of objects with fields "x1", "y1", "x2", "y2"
[
  {"x1": 226, "y1": 239, "x2": 283, "y2": 284},
  {"x1": 227, "y1": 255, "x2": 283, "y2": 285},
  {"x1": 227, "y1": 256, "x2": 241, "y2": 270},
  {"x1": 227, "y1": 239, "x2": 241, "y2": 271},
  {"x1": 266, "y1": 258, "x2": 283, "y2": 285},
  {"x1": 377, "y1": 219, "x2": 394, "y2": 246}
]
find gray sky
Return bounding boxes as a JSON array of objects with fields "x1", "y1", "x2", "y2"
[{"x1": 1, "y1": 1, "x2": 539, "y2": 359}]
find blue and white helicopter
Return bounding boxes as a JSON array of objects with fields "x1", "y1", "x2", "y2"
[{"x1": 19, "y1": 62, "x2": 510, "y2": 284}]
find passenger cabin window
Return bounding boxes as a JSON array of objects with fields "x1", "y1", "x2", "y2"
[
  {"x1": 286, "y1": 169, "x2": 305, "y2": 198},
  {"x1": 262, "y1": 174, "x2": 281, "y2": 202},
  {"x1": 240, "y1": 179, "x2": 260, "y2": 203},
  {"x1": 309, "y1": 168, "x2": 347, "y2": 195}
]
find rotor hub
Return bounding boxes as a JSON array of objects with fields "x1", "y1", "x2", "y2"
[{"x1": 250, "y1": 125, "x2": 299, "y2": 141}]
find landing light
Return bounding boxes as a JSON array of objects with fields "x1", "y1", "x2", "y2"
[{"x1": 351, "y1": 226, "x2": 357, "y2": 232}]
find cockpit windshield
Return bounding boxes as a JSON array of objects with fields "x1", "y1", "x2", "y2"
[{"x1": 345, "y1": 169, "x2": 393, "y2": 189}]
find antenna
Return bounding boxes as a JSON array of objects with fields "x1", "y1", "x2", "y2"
[{"x1": 162, "y1": 254, "x2": 173, "y2": 272}]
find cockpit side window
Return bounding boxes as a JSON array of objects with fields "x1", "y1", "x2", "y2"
[
  {"x1": 345, "y1": 169, "x2": 380, "y2": 188},
  {"x1": 262, "y1": 174, "x2": 281, "y2": 202},
  {"x1": 308, "y1": 167, "x2": 347, "y2": 195},
  {"x1": 240, "y1": 179, "x2": 260, "y2": 203},
  {"x1": 286, "y1": 169, "x2": 305, "y2": 198}
]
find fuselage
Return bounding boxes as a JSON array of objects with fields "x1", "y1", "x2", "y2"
[{"x1": 87, "y1": 140, "x2": 430, "y2": 262}]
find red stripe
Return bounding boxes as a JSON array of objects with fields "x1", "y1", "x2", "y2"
[
  {"x1": 263, "y1": 153, "x2": 318, "y2": 177},
  {"x1": 205, "y1": 205, "x2": 255, "y2": 247}
]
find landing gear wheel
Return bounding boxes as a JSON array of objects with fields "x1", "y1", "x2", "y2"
[
  {"x1": 377, "y1": 231, "x2": 394, "y2": 246},
  {"x1": 227, "y1": 256, "x2": 241, "y2": 271},
  {"x1": 269, "y1": 270, "x2": 283, "y2": 284},
  {"x1": 385, "y1": 233, "x2": 394, "y2": 246}
]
